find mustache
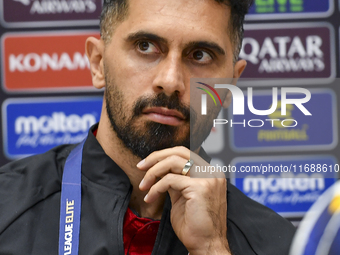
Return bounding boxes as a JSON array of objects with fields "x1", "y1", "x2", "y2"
[{"x1": 132, "y1": 92, "x2": 191, "y2": 121}]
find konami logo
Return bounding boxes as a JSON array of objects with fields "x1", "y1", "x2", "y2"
[
  {"x1": 9, "y1": 52, "x2": 89, "y2": 72},
  {"x1": 2, "y1": 31, "x2": 100, "y2": 92}
]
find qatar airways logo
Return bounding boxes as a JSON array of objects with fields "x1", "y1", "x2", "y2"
[
  {"x1": 13, "y1": 0, "x2": 30, "y2": 5},
  {"x1": 240, "y1": 35, "x2": 325, "y2": 72},
  {"x1": 1, "y1": 1, "x2": 101, "y2": 29},
  {"x1": 197, "y1": 82, "x2": 311, "y2": 128},
  {"x1": 12, "y1": 0, "x2": 97, "y2": 14},
  {"x1": 238, "y1": 23, "x2": 335, "y2": 84}
]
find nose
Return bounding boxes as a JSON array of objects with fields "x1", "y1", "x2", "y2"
[{"x1": 152, "y1": 52, "x2": 186, "y2": 97}]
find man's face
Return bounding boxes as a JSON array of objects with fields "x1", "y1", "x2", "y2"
[{"x1": 103, "y1": 0, "x2": 237, "y2": 159}]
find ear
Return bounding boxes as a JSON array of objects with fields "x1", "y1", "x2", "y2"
[
  {"x1": 222, "y1": 59, "x2": 247, "y2": 109},
  {"x1": 233, "y1": 59, "x2": 247, "y2": 79},
  {"x1": 85, "y1": 37, "x2": 106, "y2": 89}
]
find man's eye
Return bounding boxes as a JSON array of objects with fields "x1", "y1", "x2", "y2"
[
  {"x1": 137, "y1": 41, "x2": 158, "y2": 53},
  {"x1": 192, "y1": 50, "x2": 212, "y2": 62}
]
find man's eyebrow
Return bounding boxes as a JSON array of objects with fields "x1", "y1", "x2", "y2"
[
  {"x1": 125, "y1": 31, "x2": 225, "y2": 56},
  {"x1": 185, "y1": 41, "x2": 226, "y2": 56},
  {"x1": 125, "y1": 31, "x2": 168, "y2": 44}
]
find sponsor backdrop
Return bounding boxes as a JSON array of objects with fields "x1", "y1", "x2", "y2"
[
  {"x1": 199, "y1": 0, "x2": 340, "y2": 225},
  {"x1": 0, "y1": 0, "x2": 340, "y2": 225},
  {"x1": 0, "y1": 0, "x2": 103, "y2": 167}
]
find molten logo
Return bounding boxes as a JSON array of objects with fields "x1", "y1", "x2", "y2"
[
  {"x1": 2, "y1": 31, "x2": 100, "y2": 92},
  {"x1": 2, "y1": 97, "x2": 102, "y2": 159},
  {"x1": 15, "y1": 112, "x2": 96, "y2": 134},
  {"x1": 243, "y1": 173, "x2": 325, "y2": 193}
]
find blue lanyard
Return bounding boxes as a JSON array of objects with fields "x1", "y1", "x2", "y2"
[{"x1": 58, "y1": 138, "x2": 86, "y2": 255}]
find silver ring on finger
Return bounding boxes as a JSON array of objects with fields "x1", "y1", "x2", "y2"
[{"x1": 181, "y1": 159, "x2": 194, "y2": 176}]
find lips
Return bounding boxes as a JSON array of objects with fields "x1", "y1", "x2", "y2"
[{"x1": 142, "y1": 107, "x2": 186, "y2": 126}]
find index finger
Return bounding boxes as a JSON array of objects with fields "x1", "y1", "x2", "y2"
[{"x1": 137, "y1": 146, "x2": 190, "y2": 170}]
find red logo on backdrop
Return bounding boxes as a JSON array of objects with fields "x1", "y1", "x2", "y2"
[{"x1": 2, "y1": 31, "x2": 100, "y2": 92}]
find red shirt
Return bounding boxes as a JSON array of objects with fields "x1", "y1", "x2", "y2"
[
  {"x1": 123, "y1": 207, "x2": 160, "y2": 255},
  {"x1": 93, "y1": 129, "x2": 160, "y2": 254}
]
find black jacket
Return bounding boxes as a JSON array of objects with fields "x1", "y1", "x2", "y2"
[{"x1": 0, "y1": 126, "x2": 295, "y2": 255}]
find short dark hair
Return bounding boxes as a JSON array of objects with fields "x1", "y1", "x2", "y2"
[{"x1": 100, "y1": 0, "x2": 253, "y2": 63}]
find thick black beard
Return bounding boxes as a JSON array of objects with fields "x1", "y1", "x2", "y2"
[{"x1": 105, "y1": 86, "x2": 194, "y2": 159}]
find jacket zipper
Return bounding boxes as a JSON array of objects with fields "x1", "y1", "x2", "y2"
[{"x1": 118, "y1": 186, "x2": 132, "y2": 255}]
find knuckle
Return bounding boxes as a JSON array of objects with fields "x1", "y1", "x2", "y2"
[
  {"x1": 163, "y1": 173, "x2": 175, "y2": 182},
  {"x1": 167, "y1": 155, "x2": 179, "y2": 162},
  {"x1": 214, "y1": 176, "x2": 226, "y2": 184},
  {"x1": 147, "y1": 171, "x2": 156, "y2": 180},
  {"x1": 148, "y1": 185, "x2": 156, "y2": 195},
  {"x1": 174, "y1": 146, "x2": 188, "y2": 153},
  {"x1": 212, "y1": 178, "x2": 226, "y2": 189},
  {"x1": 148, "y1": 150, "x2": 159, "y2": 158},
  {"x1": 174, "y1": 146, "x2": 184, "y2": 150},
  {"x1": 220, "y1": 177, "x2": 227, "y2": 185},
  {"x1": 216, "y1": 178, "x2": 227, "y2": 188},
  {"x1": 200, "y1": 180, "x2": 211, "y2": 192}
]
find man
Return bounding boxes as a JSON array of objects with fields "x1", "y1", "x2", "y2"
[{"x1": 0, "y1": 0, "x2": 295, "y2": 254}]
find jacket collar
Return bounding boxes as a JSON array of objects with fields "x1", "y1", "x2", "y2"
[{"x1": 81, "y1": 124, "x2": 132, "y2": 195}]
